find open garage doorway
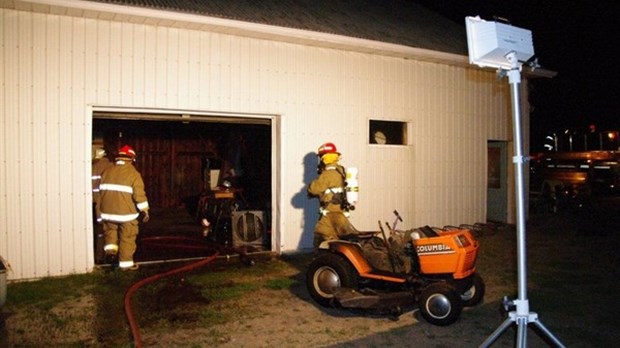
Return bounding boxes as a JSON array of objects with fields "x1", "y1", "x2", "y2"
[{"x1": 91, "y1": 109, "x2": 274, "y2": 265}]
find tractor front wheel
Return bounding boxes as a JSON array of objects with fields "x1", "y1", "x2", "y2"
[
  {"x1": 461, "y1": 273, "x2": 485, "y2": 307},
  {"x1": 418, "y1": 282, "x2": 462, "y2": 326}
]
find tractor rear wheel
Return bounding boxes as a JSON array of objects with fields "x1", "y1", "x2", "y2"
[
  {"x1": 418, "y1": 282, "x2": 462, "y2": 326},
  {"x1": 306, "y1": 252, "x2": 358, "y2": 307}
]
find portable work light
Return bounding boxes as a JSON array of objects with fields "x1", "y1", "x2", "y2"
[{"x1": 466, "y1": 16, "x2": 565, "y2": 348}]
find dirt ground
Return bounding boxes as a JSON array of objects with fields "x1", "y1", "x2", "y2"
[
  {"x1": 2, "y1": 196, "x2": 619, "y2": 347},
  {"x1": 156, "y1": 196, "x2": 619, "y2": 348}
]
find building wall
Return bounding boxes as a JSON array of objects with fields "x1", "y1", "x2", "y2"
[{"x1": 0, "y1": 8, "x2": 511, "y2": 280}]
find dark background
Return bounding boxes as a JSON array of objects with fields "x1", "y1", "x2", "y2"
[{"x1": 414, "y1": 1, "x2": 619, "y2": 152}]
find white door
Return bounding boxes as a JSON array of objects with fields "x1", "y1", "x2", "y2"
[{"x1": 487, "y1": 141, "x2": 508, "y2": 222}]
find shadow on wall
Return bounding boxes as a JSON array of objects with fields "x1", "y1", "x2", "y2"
[{"x1": 290, "y1": 152, "x2": 320, "y2": 250}]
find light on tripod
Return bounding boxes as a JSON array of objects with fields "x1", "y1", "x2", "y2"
[{"x1": 465, "y1": 15, "x2": 566, "y2": 348}]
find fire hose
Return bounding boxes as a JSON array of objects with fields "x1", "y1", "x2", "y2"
[{"x1": 123, "y1": 236, "x2": 255, "y2": 348}]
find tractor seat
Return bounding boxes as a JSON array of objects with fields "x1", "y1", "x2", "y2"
[
  {"x1": 340, "y1": 231, "x2": 377, "y2": 241},
  {"x1": 415, "y1": 225, "x2": 439, "y2": 238}
]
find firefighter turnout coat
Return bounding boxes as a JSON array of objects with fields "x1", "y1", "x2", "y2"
[
  {"x1": 97, "y1": 161, "x2": 149, "y2": 222},
  {"x1": 91, "y1": 157, "x2": 113, "y2": 223},
  {"x1": 308, "y1": 163, "x2": 347, "y2": 213}
]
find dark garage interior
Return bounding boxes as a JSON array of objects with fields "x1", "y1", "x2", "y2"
[{"x1": 92, "y1": 114, "x2": 272, "y2": 264}]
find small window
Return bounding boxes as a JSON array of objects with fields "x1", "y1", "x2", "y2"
[{"x1": 369, "y1": 120, "x2": 409, "y2": 145}]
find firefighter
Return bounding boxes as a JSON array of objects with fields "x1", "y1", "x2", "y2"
[
  {"x1": 91, "y1": 147, "x2": 113, "y2": 263},
  {"x1": 92, "y1": 147, "x2": 113, "y2": 204},
  {"x1": 307, "y1": 142, "x2": 358, "y2": 247},
  {"x1": 97, "y1": 145, "x2": 150, "y2": 271}
]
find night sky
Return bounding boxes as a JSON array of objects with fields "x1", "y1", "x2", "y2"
[{"x1": 414, "y1": 1, "x2": 619, "y2": 151}]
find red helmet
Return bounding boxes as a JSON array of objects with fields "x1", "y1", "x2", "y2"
[
  {"x1": 317, "y1": 142, "x2": 339, "y2": 156},
  {"x1": 117, "y1": 145, "x2": 137, "y2": 159}
]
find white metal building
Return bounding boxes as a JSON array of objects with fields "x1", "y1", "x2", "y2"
[{"x1": 1, "y1": 0, "x2": 543, "y2": 280}]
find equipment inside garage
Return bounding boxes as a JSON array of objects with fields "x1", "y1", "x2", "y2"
[{"x1": 92, "y1": 113, "x2": 272, "y2": 264}]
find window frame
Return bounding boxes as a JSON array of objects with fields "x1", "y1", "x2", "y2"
[{"x1": 368, "y1": 119, "x2": 411, "y2": 146}]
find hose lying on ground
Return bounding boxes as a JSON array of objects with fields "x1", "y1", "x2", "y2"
[{"x1": 123, "y1": 236, "x2": 226, "y2": 348}]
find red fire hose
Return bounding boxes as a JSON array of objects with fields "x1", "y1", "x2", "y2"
[{"x1": 123, "y1": 236, "x2": 244, "y2": 348}]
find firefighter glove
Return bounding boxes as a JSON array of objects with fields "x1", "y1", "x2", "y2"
[{"x1": 142, "y1": 210, "x2": 150, "y2": 223}]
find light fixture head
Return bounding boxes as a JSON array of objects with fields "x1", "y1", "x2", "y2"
[{"x1": 465, "y1": 16, "x2": 535, "y2": 70}]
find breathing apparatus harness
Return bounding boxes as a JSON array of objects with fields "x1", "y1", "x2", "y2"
[{"x1": 318, "y1": 163, "x2": 354, "y2": 214}]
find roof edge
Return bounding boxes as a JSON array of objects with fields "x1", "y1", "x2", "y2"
[
  {"x1": 10, "y1": 0, "x2": 556, "y2": 76},
  {"x1": 11, "y1": 0, "x2": 470, "y2": 66}
]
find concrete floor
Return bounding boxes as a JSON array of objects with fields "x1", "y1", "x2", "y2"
[{"x1": 95, "y1": 206, "x2": 270, "y2": 265}]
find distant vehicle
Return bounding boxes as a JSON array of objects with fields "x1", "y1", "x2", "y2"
[{"x1": 530, "y1": 130, "x2": 619, "y2": 212}]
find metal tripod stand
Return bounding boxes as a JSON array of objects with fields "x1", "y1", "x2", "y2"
[{"x1": 479, "y1": 52, "x2": 565, "y2": 348}]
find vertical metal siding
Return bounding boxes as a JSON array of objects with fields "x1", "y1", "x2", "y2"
[
  {"x1": 0, "y1": 11, "x2": 7, "y2": 279},
  {"x1": 32, "y1": 12, "x2": 48, "y2": 276},
  {"x1": 1, "y1": 8, "x2": 511, "y2": 279}
]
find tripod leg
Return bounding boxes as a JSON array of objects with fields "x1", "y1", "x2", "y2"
[
  {"x1": 479, "y1": 317, "x2": 514, "y2": 348},
  {"x1": 516, "y1": 316, "x2": 528, "y2": 348},
  {"x1": 532, "y1": 318, "x2": 566, "y2": 348}
]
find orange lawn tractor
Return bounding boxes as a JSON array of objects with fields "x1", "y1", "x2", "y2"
[{"x1": 306, "y1": 211, "x2": 485, "y2": 326}]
